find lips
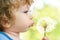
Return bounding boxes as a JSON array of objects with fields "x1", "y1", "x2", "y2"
[
  {"x1": 29, "y1": 22, "x2": 34, "y2": 28},
  {"x1": 30, "y1": 23, "x2": 34, "y2": 27}
]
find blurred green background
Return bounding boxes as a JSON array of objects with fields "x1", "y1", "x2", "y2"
[{"x1": 20, "y1": 0, "x2": 60, "y2": 40}]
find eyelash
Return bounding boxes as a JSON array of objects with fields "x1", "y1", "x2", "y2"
[{"x1": 24, "y1": 11, "x2": 28, "y2": 13}]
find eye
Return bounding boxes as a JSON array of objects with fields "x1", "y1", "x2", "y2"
[{"x1": 24, "y1": 11, "x2": 28, "y2": 13}]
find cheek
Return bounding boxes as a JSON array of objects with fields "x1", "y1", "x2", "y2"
[
  {"x1": 19, "y1": 16, "x2": 32, "y2": 26},
  {"x1": 14, "y1": 14, "x2": 28, "y2": 28},
  {"x1": 16, "y1": 13, "x2": 30, "y2": 24},
  {"x1": 16, "y1": 16, "x2": 29, "y2": 27},
  {"x1": 14, "y1": 13, "x2": 33, "y2": 29}
]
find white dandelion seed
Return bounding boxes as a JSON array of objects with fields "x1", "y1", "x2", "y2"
[{"x1": 36, "y1": 17, "x2": 56, "y2": 34}]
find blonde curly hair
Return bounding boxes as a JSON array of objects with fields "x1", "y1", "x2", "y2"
[{"x1": 0, "y1": 0, "x2": 33, "y2": 31}]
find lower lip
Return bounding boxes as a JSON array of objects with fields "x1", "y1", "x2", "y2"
[{"x1": 29, "y1": 23, "x2": 34, "y2": 27}]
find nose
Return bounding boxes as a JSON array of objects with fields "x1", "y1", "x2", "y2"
[{"x1": 27, "y1": 12, "x2": 33, "y2": 19}]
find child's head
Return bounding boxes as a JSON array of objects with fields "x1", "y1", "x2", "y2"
[{"x1": 0, "y1": 0, "x2": 34, "y2": 32}]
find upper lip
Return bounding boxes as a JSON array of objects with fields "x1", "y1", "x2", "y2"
[{"x1": 30, "y1": 22, "x2": 34, "y2": 27}]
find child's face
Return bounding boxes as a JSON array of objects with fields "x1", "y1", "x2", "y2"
[{"x1": 11, "y1": 4, "x2": 34, "y2": 32}]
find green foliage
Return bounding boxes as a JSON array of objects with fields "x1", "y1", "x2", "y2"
[{"x1": 22, "y1": 4, "x2": 60, "y2": 40}]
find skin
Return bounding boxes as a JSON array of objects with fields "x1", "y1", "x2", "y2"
[
  {"x1": 10, "y1": 4, "x2": 34, "y2": 32},
  {"x1": 3, "y1": 4, "x2": 34, "y2": 40}
]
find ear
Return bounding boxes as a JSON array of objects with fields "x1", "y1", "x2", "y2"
[
  {"x1": 2, "y1": 23, "x2": 11, "y2": 28},
  {"x1": 1, "y1": 20, "x2": 11, "y2": 28}
]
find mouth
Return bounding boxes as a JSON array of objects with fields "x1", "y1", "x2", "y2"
[{"x1": 29, "y1": 23, "x2": 34, "y2": 28}]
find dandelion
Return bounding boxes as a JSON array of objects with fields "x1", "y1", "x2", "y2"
[{"x1": 36, "y1": 17, "x2": 56, "y2": 34}]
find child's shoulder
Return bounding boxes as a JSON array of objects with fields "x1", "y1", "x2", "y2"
[{"x1": 0, "y1": 32, "x2": 12, "y2": 40}]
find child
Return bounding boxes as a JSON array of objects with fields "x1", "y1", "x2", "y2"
[{"x1": 0, "y1": 0, "x2": 34, "y2": 40}]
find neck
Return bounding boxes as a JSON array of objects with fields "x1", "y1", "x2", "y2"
[
  {"x1": 4, "y1": 29, "x2": 20, "y2": 40},
  {"x1": 4, "y1": 29, "x2": 20, "y2": 38}
]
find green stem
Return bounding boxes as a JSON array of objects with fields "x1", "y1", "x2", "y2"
[{"x1": 44, "y1": 28, "x2": 46, "y2": 36}]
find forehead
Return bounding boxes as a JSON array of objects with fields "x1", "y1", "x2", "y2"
[{"x1": 18, "y1": 4, "x2": 30, "y2": 12}]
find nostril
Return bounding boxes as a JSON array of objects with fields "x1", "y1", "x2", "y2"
[
  {"x1": 27, "y1": 11, "x2": 33, "y2": 19},
  {"x1": 30, "y1": 14, "x2": 33, "y2": 19},
  {"x1": 30, "y1": 16, "x2": 33, "y2": 19}
]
